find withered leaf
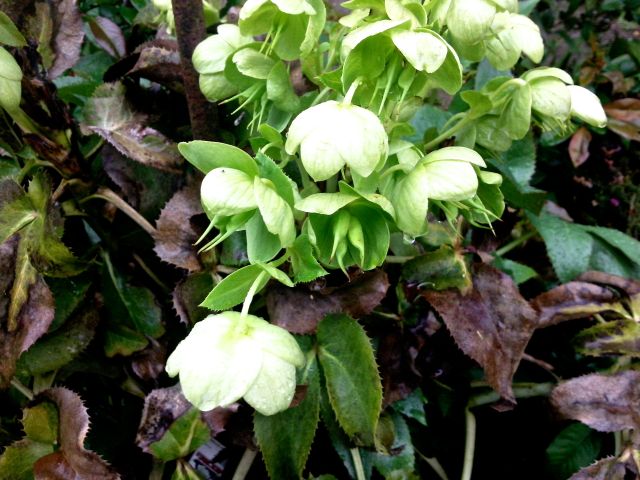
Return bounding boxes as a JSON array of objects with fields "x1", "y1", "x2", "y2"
[
  {"x1": 153, "y1": 184, "x2": 203, "y2": 272},
  {"x1": 33, "y1": 387, "x2": 120, "y2": 479},
  {"x1": 569, "y1": 127, "x2": 592, "y2": 168},
  {"x1": 87, "y1": 16, "x2": 126, "y2": 58},
  {"x1": 570, "y1": 452, "x2": 639, "y2": 480},
  {"x1": 22, "y1": 0, "x2": 84, "y2": 78},
  {"x1": 82, "y1": 83, "x2": 183, "y2": 172},
  {"x1": 266, "y1": 270, "x2": 390, "y2": 334},
  {"x1": 128, "y1": 40, "x2": 181, "y2": 87},
  {"x1": 576, "y1": 319, "x2": 640, "y2": 358},
  {"x1": 131, "y1": 338, "x2": 167, "y2": 382},
  {"x1": 137, "y1": 386, "x2": 233, "y2": 453},
  {"x1": 577, "y1": 271, "x2": 640, "y2": 296},
  {"x1": 0, "y1": 235, "x2": 55, "y2": 388},
  {"x1": 531, "y1": 281, "x2": 624, "y2": 328},
  {"x1": 604, "y1": 98, "x2": 640, "y2": 142},
  {"x1": 423, "y1": 263, "x2": 537, "y2": 403},
  {"x1": 551, "y1": 371, "x2": 640, "y2": 432}
]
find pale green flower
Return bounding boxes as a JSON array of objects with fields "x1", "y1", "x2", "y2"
[
  {"x1": 285, "y1": 100, "x2": 389, "y2": 181},
  {"x1": 568, "y1": 85, "x2": 607, "y2": 128},
  {"x1": 166, "y1": 312, "x2": 305, "y2": 415}
]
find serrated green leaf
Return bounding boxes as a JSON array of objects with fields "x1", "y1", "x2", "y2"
[
  {"x1": 584, "y1": 226, "x2": 640, "y2": 269},
  {"x1": 546, "y1": 423, "x2": 602, "y2": 480},
  {"x1": 103, "y1": 323, "x2": 149, "y2": 357},
  {"x1": 288, "y1": 234, "x2": 327, "y2": 283},
  {"x1": 46, "y1": 276, "x2": 92, "y2": 331},
  {"x1": 369, "y1": 412, "x2": 415, "y2": 479},
  {"x1": 0, "y1": 195, "x2": 37, "y2": 243},
  {"x1": 149, "y1": 407, "x2": 211, "y2": 461},
  {"x1": 255, "y1": 348, "x2": 320, "y2": 479},
  {"x1": 0, "y1": 439, "x2": 54, "y2": 480},
  {"x1": 200, "y1": 264, "x2": 269, "y2": 310},
  {"x1": 317, "y1": 314, "x2": 382, "y2": 446},
  {"x1": 392, "y1": 389, "x2": 427, "y2": 426}
]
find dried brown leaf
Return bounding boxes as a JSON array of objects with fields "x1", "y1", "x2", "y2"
[
  {"x1": 604, "y1": 98, "x2": 640, "y2": 142},
  {"x1": 532, "y1": 281, "x2": 624, "y2": 328},
  {"x1": 551, "y1": 371, "x2": 640, "y2": 432},
  {"x1": 83, "y1": 83, "x2": 183, "y2": 172},
  {"x1": 87, "y1": 16, "x2": 126, "y2": 58},
  {"x1": 33, "y1": 387, "x2": 120, "y2": 479},
  {"x1": 569, "y1": 455, "x2": 636, "y2": 480},
  {"x1": 569, "y1": 127, "x2": 592, "y2": 168},
  {"x1": 131, "y1": 338, "x2": 167, "y2": 382},
  {"x1": 153, "y1": 184, "x2": 203, "y2": 271},
  {"x1": 0, "y1": 236, "x2": 55, "y2": 388},
  {"x1": 423, "y1": 263, "x2": 537, "y2": 403},
  {"x1": 129, "y1": 40, "x2": 181, "y2": 86},
  {"x1": 48, "y1": 0, "x2": 84, "y2": 78},
  {"x1": 577, "y1": 271, "x2": 640, "y2": 296},
  {"x1": 266, "y1": 270, "x2": 390, "y2": 334}
]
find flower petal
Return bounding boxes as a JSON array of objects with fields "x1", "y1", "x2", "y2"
[{"x1": 243, "y1": 354, "x2": 298, "y2": 415}]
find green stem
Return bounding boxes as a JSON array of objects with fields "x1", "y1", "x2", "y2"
[
  {"x1": 424, "y1": 114, "x2": 473, "y2": 152},
  {"x1": 468, "y1": 382, "x2": 554, "y2": 408},
  {"x1": 416, "y1": 450, "x2": 450, "y2": 480},
  {"x1": 385, "y1": 255, "x2": 415, "y2": 264},
  {"x1": 241, "y1": 271, "x2": 268, "y2": 317},
  {"x1": 614, "y1": 431, "x2": 622, "y2": 456},
  {"x1": 494, "y1": 231, "x2": 536, "y2": 257},
  {"x1": 350, "y1": 447, "x2": 366, "y2": 480},
  {"x1": 10, "y1": 378, "x2": 34, "y2": 400},
  {"x1": 81, "y1": 187, "x2": 157, "y2": 236},
  {"x1": 310, "y1": 87, "x2": 332, "y2": 107},
  {"x1": 295, "y1": 156, "x2": 314, "y2": 191},
  {"x1": 461, "y1": 409, "x2": 476, "y2": 480},
  {"x1": 343, "y1": 78, "x2": 362, "y2": 105},
  {"x1": 232, "y1": 448, "x2": 257, "y2": 480},
  {"x1": 326, "y1": 174, "x2": 338, "y2": 193},
  {"x1": 132, "y1": 253, "x2": 171, "y2": 293}
]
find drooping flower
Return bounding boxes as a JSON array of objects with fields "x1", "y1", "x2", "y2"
[
  {"x1": 285, "y1": 100, "x2": 389, "y2": 181},
  {"x1": 166, "y1": 312, "x2": 305, "y2": 415}
]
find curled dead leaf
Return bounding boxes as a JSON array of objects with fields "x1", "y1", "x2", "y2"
[
  {"x1": 569, "y1": 127, "x2": 592, "y2": 168},
  {"x1": 33, "y1": 387, "x2": 120, "y2": 479},
  {"x1": 266, "y1": 270, "x2": 390, "y2": 334},
  {"x1": 153, "y1": 184, "x2": 203, "y2": 272},
  {"x1": 87, "y1": 16, "x2": 126, "y2": 59},
  {"x1": 604, "y1": 98, "x2": 640, "y2": 142},
  {"x1": 551, "y1": 371, "x2": 640, "y2": 432}
]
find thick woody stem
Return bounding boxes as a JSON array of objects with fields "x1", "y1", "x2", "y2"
[{"x1": 171, "y1": 0, "x2": 217, "y2": 140}]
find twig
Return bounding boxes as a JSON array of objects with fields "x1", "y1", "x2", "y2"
[
  {"x1": 172, "y1": 0, "x2": 217, "y2": 140},
  {"x1": 82, "y1": 187, "x2": 157, "y2": 236},
  {"x1": 350, "y1": 447, "x2": 366, "y2": 480},
  {"x1": 10, "y1": 378, "x2": 34, "y2": 400}
]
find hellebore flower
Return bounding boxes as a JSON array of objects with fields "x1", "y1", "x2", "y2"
[
  {"x1": 388, "y1": 147, "x2": 485, "y2": 236},
  {"x1": 285, "y1": 100, "x2": 389, "y2": 181},
  {"x1": 166, "y1": 312, "x2": 305, "y2": 415}
]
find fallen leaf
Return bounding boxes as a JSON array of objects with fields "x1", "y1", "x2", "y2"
[
  {"x1": 128, "y1": 40, "x2": 181, "y2": 87},
  {"x1": 423, "y1": 263, "x2": 537, "y2": 403},
  {"x1": 82, "y1": 82, "x2": 183, "y2": 172},
  {"x1": 33, "y1": 387, "x2": 120, "y2": 479},
  {"x1": 0, "y1": 235, "x2": 55, "y2": 388},
  {"x1": 87, "y1": 16, "x2": 126, "y2": 58},
  {"x1": 153, "y1": 184, "x2": 203, "y2": 272},
  {"x1": 577, "y1": 271, "x2": 640, "y2": 296},
  {"x1": 569, "y1": 127, "x2": 592, "y2": 168},
  {"x1": 266, "y1": 270, "x2": 390, "y2": 334},
  {"x1": 531, "y1": 281, "x2": 624, "y2": 328},
  {"x1": 551, "y1": 371, "x2": 640, "y2": 432},
  {"x1": 604, "y1": 98, "x2": 640, "y2": 142},
  {"x1": 131, "y1": 338, "x2": 167, "y2": 382}
]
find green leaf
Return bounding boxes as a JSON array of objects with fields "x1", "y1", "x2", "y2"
[
  {"x1": 103, "y1": 323, "x2": 149, "y2": 357},
  {"x1": 246, "y1": 212, "x2": 282, "y2": 263},
  {"x1": 266, "y1": 61, "x2": 300, "y2": 112},
  {"x1": 584, "y1": 226, "x2": 640, "y2": 270},
  {"x1": 576, "y1": 319, "x2": 640, "y2": 358},
  {"x1": 255, "y1": 152, "x2": 296, "y2": 207},
  {"x1": 0, "y1": 11, "x2": 26, "y2": 46},
  {"x1": 103, "y1": 261, "x2": 164, "y2": 338},
  {"x1": 369, "y1": 412, "x2": 415, "y2": 478},
  {"x1": 46, "y1": 275, "x2": 92, "y2": 331},
  {"x1": 149, "y1": 408, "x2": 211, "y2": 461},
  {"x1": 172, "y1": 460, "x2": 203, "y2": 480},
  {"x1": 16, "y1": 306, "x2": 99, "y2": 375},
  {"x1": 255, "y1": 346, "x2": 321, "y2": 479},
  {"x1": 0, "y1": 46, "x2": 22, "y2": 112},
  {"x1": 200, "y1": 264, "x2": 269, "y2": 310},
  {"x1": 401, "y1": 246, "x2": 471, "y2": 291},
  {"x1": 546, "y1": 423, "x2": 602, "y2": 480},
  {"x1": 342, "y1": 36, "x2": 393, "y2": 89},
  {"x1": 317, "y1": 314, "x2": 382, "y2": 446},
  {"x1": 253, "y1": 177, "x2": 295, "y2": 247},
  {"x1": 528, "y1": 212, "x2": 594, "y2": 282},
  {"x1": 178, "y1": 141, "x2": 259, "y2": 176},
  {"x1": 296, "y1": 192, "x2": 358, "y2": 215},
  {"x1": 0, "y1": 440, "x2": 54, "y2": 480},
  {"x1": 492, "y1": 257, "x2": 538, "y2": 285},
  {"x1": 22, "y1": 403, "x2": 58, "y2": 444},
  {"x1": 392, "y1": 389, "x2": 427, "y2": 426},
  {"x1": 259, "y1": 262, "x2": 294, "y2": 287},
  {"x1": 288, "y1": 234, "x2": 328, "y2": 283}
]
